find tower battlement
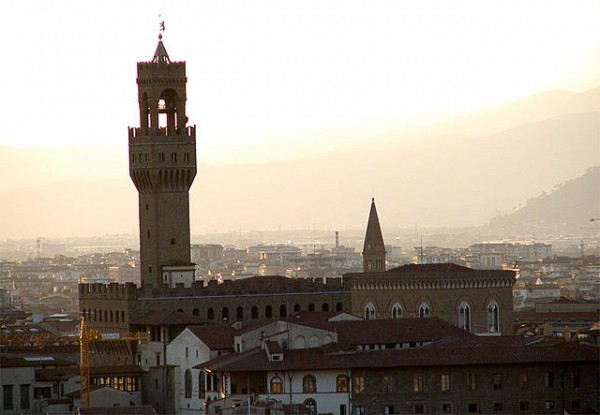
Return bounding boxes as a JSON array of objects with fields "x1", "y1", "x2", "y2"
[{"x1": 79, "y1": 282, "x2": 138, "y2": 300}]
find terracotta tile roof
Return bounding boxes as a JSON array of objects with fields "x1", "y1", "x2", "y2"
[
  {"x1": 187, "y1": 325, "x2": 236, "y2": 350},
  {"x1": 266, "y1": 340, "x2": 283, "y2": 354},
  {"x1": 130, "y1": 310, "x2": 203, "y2": 326},
  {"x1": 201, "y1": 338, "x2": 598, "y2": 373},
  {"x1": 36, "y1": 366, "x2": 79, "y2": 381},
  {"x1": 295, "y1": 317, "x2": 473, "y2": 346}
]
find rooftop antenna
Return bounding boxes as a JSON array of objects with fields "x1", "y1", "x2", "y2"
[{"x1": 419, "y1": 235, "x2": 425, "y2": 264}]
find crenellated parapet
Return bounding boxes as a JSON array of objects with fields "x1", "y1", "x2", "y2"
[{"x1": 79, "y1": 282, "x2": 139, "y2": 300}]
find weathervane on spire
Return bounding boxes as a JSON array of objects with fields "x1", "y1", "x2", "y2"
[{"x1": 158, "y1": 14, "x2": 165, "y2": 40}]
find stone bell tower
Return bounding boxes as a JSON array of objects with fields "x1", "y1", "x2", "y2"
[{"x1": 128, "y1": 33, "x2": 197, "y2": 288}]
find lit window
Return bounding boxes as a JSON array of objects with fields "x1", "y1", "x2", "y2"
[
  {"x1": 458, "y1": 301, "x2": 471, "y2": 331},
  {"x1": 353, "y1": 375, "x2": 365, "y2": 394},
  {"x1": 302, "y1": 375, "x2": 317, "y2": 393},
  {"x1": 467, "y1": 373, "x2": 476, "y2": 391},
  {"x1": 441, "y1": 374, "x2": 451, "y2": 391},
  {"x1": 520, "y1": 373, "x2": 528, "y2": 389},
  {"x1": 413, "y1": 374, "x2": 424, "y2": 392},
  {"x1": 270, "y1": 377, "x2": 283, "y2": 394},
  {"x1": 487, "y1": 301, "x2": 500, "y2": 332},
  {"x1": 336, "y1": 375, "x2": 349, "y2": 393}
]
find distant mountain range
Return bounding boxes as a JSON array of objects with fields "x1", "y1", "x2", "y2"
[{"x1": 0, "y1": 86, "x2": 598, "y2": 239}]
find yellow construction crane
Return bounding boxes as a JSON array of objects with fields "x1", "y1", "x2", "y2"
[
  {"x1": 79, "y1": 317, "x2": 149, "y2": 408},
  {"x1": 0, "y1": 319, "x2": 148, "y2": 409}
]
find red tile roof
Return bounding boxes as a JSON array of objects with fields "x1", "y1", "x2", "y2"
[
  {"x1": 187, "y1": 325, "x2": 236, "y2": 350},
  {"x1": 201, "y1": 338, "x2": 598, "y2": 373}
]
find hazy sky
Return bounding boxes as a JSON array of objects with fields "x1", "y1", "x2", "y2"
[{"x1": 3, "y1": 0, "x2": 600, "y2": 164}]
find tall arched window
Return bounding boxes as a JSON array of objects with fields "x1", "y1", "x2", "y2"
[
  {"x1": 265, "y1": 305, "x2": 273, "y2": 318},
  {"x1": 198, "y1": 372, "x2": 205, "y2": 398},
  {"x1": 279, "y1": 304, "x2": 287, "y2": 318},
  {"x1": 270, "y1": 377, "x2": 283, "y2": 394},
  {"x1": 222, "y1": 307, "x2": 229, "y2": 321},
  {"x1": 322, "y1": 303, "x2": 329, "y2": 312},
  {"x1": 364, "y1": 302, "x2": 376, "y2": 320},
  {"x1": 487, "y1": 301, "x2": 500, "y2": 333},
  {"x1": 458, "y1": 301, "x2": 472, "y2": 332},
  {"x1": 418, "y1": 302, "x2": 431, "y2": 318},
  {"x1": 302, "y1": 375, "x2": 317, "y2": 393},
  {"x1": 391, "y1": 303, "x2": 403, "y2": 319},
  {"x1": 207, "y1": 308, "x2": 214, "y2": 320},
  {"x1": 308, "y1": 303, "x2": 315, "y2": 311},
  {"x1": 251, "y1": 306, "x2": 258, "y2": 319},
  {"x1": 336, "y1": 302, "x2": 343, "y2": 312},
  {"x1": 184, "y1": 370, "x2": 192, "y2": 398},
  {"x1": 294, "y1": 304, "x2": 301, "y2": 313},
  {"x1": 236, "y1": 306, "x2": 243, "y2": 320}
]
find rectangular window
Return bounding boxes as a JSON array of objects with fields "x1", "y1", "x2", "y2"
[
  {"x1": 520, "y1": 401, "x2": 529, "y2": 411},
  {"x1": 544, "y1": 372, "x2": 554, "y2": 388},
  {"x1": 159, "y1": 152, "x2": 165, "y2": 162},
  {"x1": 571, "y1": 370, "x2": 581, "y2": 388},
  {"x1": 467, "y1": 373, "x2": 477, "y2": 391},
  {"x1": 383, "y1": 405, "x2": 394, "y2": 414},
  {"x1": 441, "y1": 403, "x2": 452, "y2": 413},
  {"x1": 171, "y1": 152, "x2": 177, "y2": 162},
  {"x1": 184, "y1": 152, "x2": 190, "y2": 162},
  {"x1": 413, "y1": 374, "x2": 424, "y2": 392},
  {"x1": 414, "y1": 404, "x2": 425, "y2": 414},
  {"x1": 382, "y1": 375, "x2": 393, "y2": 393},
  {"x1": 519, "y1": 373, "x2": 528, "y2": 389},
  {"x1": 340, "y1": 404, "x2": 347, "y2": 415},
  {"x1": 545, "y1": 401, "x2": 555, "y2": 410},
  {"x1": 441, "y1": 374, "x2": 451, "y2": 391},
  {"x1": 20, "y1": 384, "x2": 29, "y2": 410},
  {"x1": 3, "y1": 385, "x2": 13, "y2": 410},
  {"x1": 493, "y1": 372, "x2": 502, "y2": 390},
  {"x1": 493, "y1": 402, "x2": 503, "y2": 413},
  {"x1": 572, "y1": 400, "x2": 581, "y2": 410},
  {"x1": 468, "y1": 403, "x2": 478, "y2": 413},
  {"x1": 354, "y1": 406, "x2": 365, "y2": 415}
]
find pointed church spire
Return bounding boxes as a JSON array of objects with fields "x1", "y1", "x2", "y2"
[
  {"x1": 363, "y1": 198, "x2": 386, "y2": 272},
  {"x1": 152, "y1": 36, "x2": 171, "y2": 64}
]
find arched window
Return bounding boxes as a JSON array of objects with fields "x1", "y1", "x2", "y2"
[
  {"x1": 184, "y1": 370, "x2": 192, "y2": 398},
  {"x1": 93, "y1": 309, "x2": 97, "y2": 322},
  {"x1": 391, "y1": 303, "x2": 403, "y2": 319},
  {"x1": 207, "y1": 308, "x2": 214, "y2": 320},
  {"x1": 166, "y1": 369, "x2": 173, "y2": 397},
  {"x1": 198, "y1": 372, "x2": 205, "y2": 398},
  {"x1": 458, "y1": 301, "x2": 472, "y2": 332},
  {"x1": 251, "y1": 306, "x2": 258, "y2": 319},
  {"x1": 270, "y1": 376, "x2": 283, "y2": 394},
  {"x1": 222, "y1": 307, "x2": 229, "y2": 321},
  {"x1": 110, "y1": 310, "x2": 114, "y2": 322},
  {"x1": 308, "y1": 303, "x2": 315, "y2": 311},
  {"x1": 487, "y1": 301, "x2": 500, "y2": 333},
  {"x1": 236, "y1": 306, "x2": 243, "y2": 320},
  {"x1": 104, "y1": 310, "x2": 108, "y2": 322},
  {"x1": 294, "y1": 304, "x2": 301, "y2": 313},
  {"x1": 336, "y1": 375, "x2": 349, "y2": 392},
  {"x1": 295, "y1": 335, "x2": 306, "y2": 349},
  {"x1": 265, "y1": 305, "x2": 273, "y2": 318},
  {"x1": 192, "y1": 308, "x2": 199, "y2": 316},
  {"x1": 322, "y1": 303, "x2": 329, "y2": 312},
  {"x1": 121, "y1": 311, "x2": 125, "y2": 322},
  {"x1": 364, "y1": 302, "x2": 376, "y2": 320},
  {"x1": 279, "y1": 304, "x2": 287, "y2": 318},
  {"x1": 304, "y1": 398, "x2": 317, "y2": 414},
  {"x1": 336, "y1": 302, "x2": 343, "y2": 312},
  {"x1": 302, "y1": 375, "x2": 317, "y2": 393},
  {"x1": 418, "y1": 302, "x2": 431, "y2": 318}
]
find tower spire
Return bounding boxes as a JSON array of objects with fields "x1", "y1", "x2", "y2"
[{"x1": 362, "y1": 198, "x2": 386, "y2": 272}]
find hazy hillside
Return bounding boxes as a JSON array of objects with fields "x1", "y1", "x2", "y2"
[
  {"x1": 485, "y1": 166, "x2": 600, "y2": 236},
  {"x1": 0, "y1": 111, "x2": 597, "y2": 239},
  {"x1": 0, "y1": 85, "x2": 598, "y2": 239}
]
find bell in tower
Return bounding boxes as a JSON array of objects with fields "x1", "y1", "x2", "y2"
[{"x1": 128, "y1": 32, "x2": 197, "y2": 288}]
